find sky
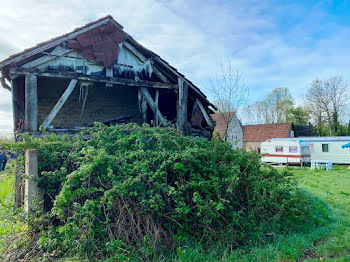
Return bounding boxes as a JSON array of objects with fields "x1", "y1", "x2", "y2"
[{"x1": 1, "y1": 0, "x2": 350, "y2": 133}]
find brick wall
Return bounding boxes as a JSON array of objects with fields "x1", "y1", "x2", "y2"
[
  {"x1": 244, "y1": 141, "x2": 261, "y2": 152},
  {"x1": 37, "y1": 78, "x2": 142, "y2": 127}
]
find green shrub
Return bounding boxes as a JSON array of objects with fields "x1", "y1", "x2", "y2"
[{"x1": 6, "y1": 124, "x2": 327, "y2": 260}]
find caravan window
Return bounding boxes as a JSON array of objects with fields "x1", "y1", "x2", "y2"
[
  {"x1": 322, "y1": 144, "x2": 329, "y2": 152},
  {"x1": 289, "y1": 146, "x2": 298, "y2": 153},
  {"x1": 275, "y1": 146, "x2": 283, "y2": 152}
]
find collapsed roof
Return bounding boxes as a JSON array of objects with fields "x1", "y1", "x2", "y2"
[{"x1": 0, "y1": 15, "x2": 215, "y2": 110}]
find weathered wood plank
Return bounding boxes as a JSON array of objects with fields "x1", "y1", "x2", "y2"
[
  {"x1": 123, "y1": 41, "x2": 171, "y2": 83},
  {"x1": 139, "y1": 87, "x2": 168, "y2": 126},
  {"x1": 196, "y1": 98, "x2": 214, "y2": 127},
  {"x1": 24, "y1": 74, "x2": 38, "y2": 131},
  {"x1": 21, "y1": 45, "x2": 73, "y2": 68},
  {"x1": 0, "y1": 17, "x2": 112, "y2": 68},
  {"x1": 176, "y1": 78, "x2": 188, "y2": 133},
  {"x1": 9, "y1": 67, "x2": 177, "y2": 89},
  {"x1": 154, "y1": 90, "x2": 159, "y2": 126},
  {"x1": 153, "y1": 56, "x2": 217, "y2": 110},
  {"x1": 42, "y1": 79, "x2": 78, "y2": 129},
  {"x1": 106, "y1": 67, "x2": 113, "y2": 87},
  {"x1": 11, "y1": 79, "x2": 18, "y2": 135},
  {"x1": 24, "y1": 150, "x2": 43, "y2": 215}
]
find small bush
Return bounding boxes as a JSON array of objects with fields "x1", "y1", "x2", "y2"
[{"x1": 7, "y1": 124, "x2": 328, "y2": 260}]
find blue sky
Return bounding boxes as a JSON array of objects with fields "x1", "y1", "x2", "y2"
[{"x1": 0, "y1": 0, "x2": 350, "y2": 133}]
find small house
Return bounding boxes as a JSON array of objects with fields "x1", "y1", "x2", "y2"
[
  {"x1": 210, "y1": 112, "x2": 243, "y2": 149},
  {"x1": 243, "y1": 123, "x2": 294, "y2": 152}
]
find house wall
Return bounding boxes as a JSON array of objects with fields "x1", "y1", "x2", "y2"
[
  {"x1": 37, "y1": 77, "x2": 142, "y2": 127},
  {"x1": 310, "y1": 142, "x2": 350, "y2": 164},
  {"x1": 225, "y1": 116, "x2": 243, "y2": 149},
  {"x1": 244, "y1": 141, "x2": 261, "y2": 152}
]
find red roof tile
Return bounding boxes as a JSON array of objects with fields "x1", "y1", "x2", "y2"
[
  {"x1": 243, "y1": 123, "x2": 292, "y2": 142},
  {"x1": 211, "y1": 112, "x2": 237, "y2": 138}
]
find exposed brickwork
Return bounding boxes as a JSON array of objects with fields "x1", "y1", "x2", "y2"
[{"x1": 37, "y1": 78, "x2": 142, "y2": 127}]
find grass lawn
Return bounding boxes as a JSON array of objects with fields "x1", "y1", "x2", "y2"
[
  {"x1": 290, "y1": 165, "x2": 350, "y2": 261},
  {"x1": 232, "y1": 165, "x2": 350, "y2": 262},
  {"x1": 173, "y1": 165, "x2": 350, "y2": 262},
  {"x1": 0, "y1": 162, "x2": 26, "y2": 259}
]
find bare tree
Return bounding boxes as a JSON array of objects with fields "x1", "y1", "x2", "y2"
[
  {"x1": 243, "y1": 101, "x2": 267, "y2": 124},
  {"x1": 305, "y1": 76, "x2": 350, "y2": 136},
  {"x1": 243, "y1": 88, "x2": 294, "y2": 124},
  {"x1": 207, "y1": 59, "x2": 249, "y2": 138}
]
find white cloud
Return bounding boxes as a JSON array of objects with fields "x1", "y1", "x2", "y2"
[{"x1": 1, "y1": 0, "x2": 350, "y2": 131}]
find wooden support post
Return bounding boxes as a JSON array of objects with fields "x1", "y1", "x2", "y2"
[
  {"x1": 196, "y1": 98, "x2": 214, "y2": 128},
  {"x1": 25, "y1": 74, "x2": 38, "y2": 132},
  {"x1": 139, "y1": 87, "x2": 168, "y2": 126},
  {"x1": 154, "y1": 90, "x2": 159, "y2": 126},
  {"x1": 11, "y1": 79, "x2": 18, "y2": 136},
  {"x1": 142, "y1": 96, "x2": 147, "y2": 123},
  {"x1": 176, "y1": 78, "x2": 188, "y2": 134},
  {"x1": 42, "y1": 79, "x2": 78, "y2": 129},
  {"x1": 24, "y1": 150, "x2": 43, "y2": 215},
  {"x1": 106, "y1": 67, "x2": 113, "y2": 87}
]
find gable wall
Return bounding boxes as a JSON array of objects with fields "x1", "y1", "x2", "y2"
[{"x1": 225, "y1": 116, "x2": 243, "y2": 149}]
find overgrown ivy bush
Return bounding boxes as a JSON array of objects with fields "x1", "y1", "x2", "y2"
[{"x1": 6, "y1": 124, "x2": 328, "y2": 260}]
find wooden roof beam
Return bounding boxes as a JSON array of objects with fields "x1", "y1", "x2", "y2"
[
  {"x1": 9, "y1": 67, "x2": 177, "y2": 89},
  {"x1": 123, "y1": 41, "x2": 172, "y2": 84}
]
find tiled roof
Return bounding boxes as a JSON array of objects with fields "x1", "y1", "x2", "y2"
[
  {"x1": 211, "y1": 112, "x2": 237, "y2": 138},
  {"x1": 243, "y1": 123, "x2": 292, "y2": 142}
]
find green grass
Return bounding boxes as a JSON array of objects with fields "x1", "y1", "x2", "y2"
[
  {"x1": 0, "y1": 162, "x2": 26, "y2": 256},
  {"x1": 170, "y1": 165, "x2": 350, "y2": 262}
]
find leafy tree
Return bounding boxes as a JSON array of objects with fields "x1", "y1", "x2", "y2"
[{"x1": 287, "y1": 106, "x2": 310, "y2": 125}]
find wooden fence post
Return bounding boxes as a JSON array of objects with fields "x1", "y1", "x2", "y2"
[{"x1": 24, "y1": 150, "x2": 43, "y2": 215}]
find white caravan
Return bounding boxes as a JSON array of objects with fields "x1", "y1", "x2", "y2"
[
  {"x1": 269, "y1": 137, "x2": 350, "y2": 164},
  {"x1": 261, "y1": 140, "x2": 311, "y2": 165}
]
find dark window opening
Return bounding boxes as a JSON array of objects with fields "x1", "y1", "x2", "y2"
[{"x1": 322, "y1": 144, "x2": 329, "y2": 152}]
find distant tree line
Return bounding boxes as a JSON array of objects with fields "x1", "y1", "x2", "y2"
[
  {"x1": 243, "y1": 76, "x2": 350, "y2": 136},
  {"x1": 206, "y1": 59, "x2": 350, "y2": 137}
]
